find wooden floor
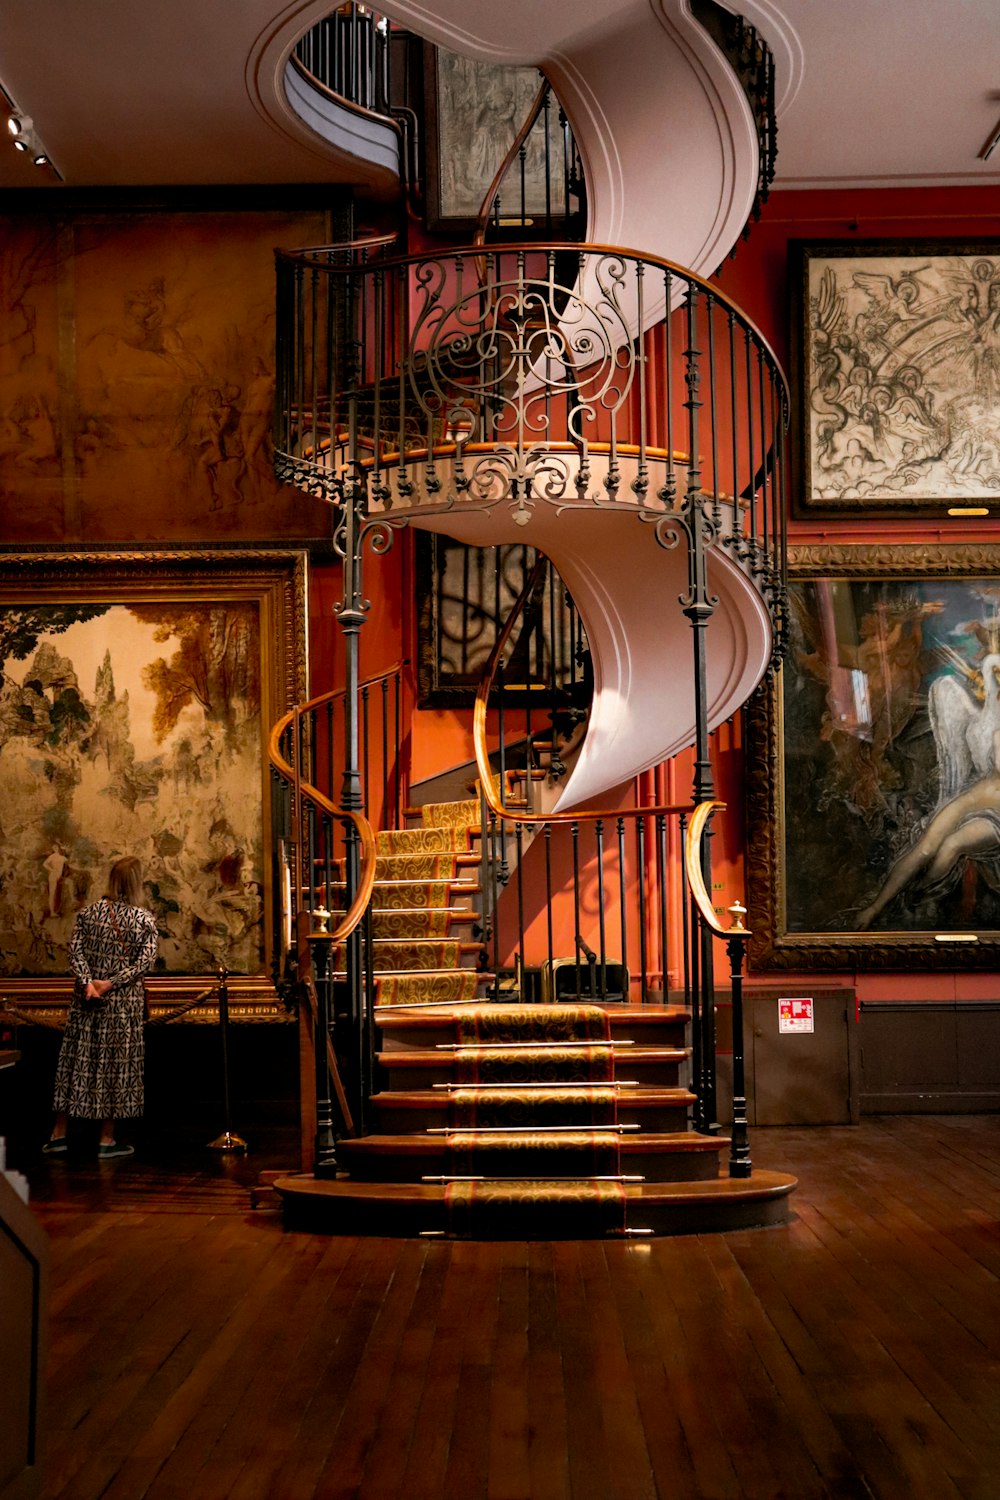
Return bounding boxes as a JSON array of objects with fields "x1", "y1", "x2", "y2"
[{"x1": 26, "y1": 1115, "x2": 1000, "y2": 1500}]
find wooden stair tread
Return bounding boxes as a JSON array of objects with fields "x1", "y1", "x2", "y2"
[
  {"x1": 373, "y1": 1004, "x2": 692, "y2": 1027},
  {"x1": 339, "y1": 1131, "x2": 728, "y2": 1157},
  {"x1": 337, "y1": 968, "x2": 494, "y2": 980},
  {"x1": 369, "y1": 1087, "x2": 697, "y2": 1108},
  {"x1": 273, "y1": 1169, "x2": 797, "y2": 1234},
  {"x1": 367, "y1": 906, "x2": 477, "y2": 918},
  {"x1": 273, "y1": 1170, "x2": 797, "y2": 1207},
  {"x1": 374, "y1": 1045, "x2": 690, "y2": 1066}
]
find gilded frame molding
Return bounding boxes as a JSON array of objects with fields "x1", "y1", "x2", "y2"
[
  {"x1": 746, "y1": 542, "x2": 1000, "y2": 971},
  {"x1": 0, "y1": 548, "x2": 307, "y2": 1013}
]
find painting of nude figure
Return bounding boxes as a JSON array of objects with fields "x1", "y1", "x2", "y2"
[
  {"x1": 0, "y1": 552, "x2": 305, "y2": 997},
  {"x1": 746, "y1": 544, "x2": 1000, "y2": 970},
  {"x1": 793, "y1": 240, "x2": 1000, "y2": 516}
]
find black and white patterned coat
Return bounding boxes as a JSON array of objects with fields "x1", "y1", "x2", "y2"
[{"x1": 53, "y1": 899, "x2": 159, "y2": 1120}]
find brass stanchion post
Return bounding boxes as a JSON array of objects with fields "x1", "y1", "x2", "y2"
[{"x1": 208, "y1": 964, "x2": 247, "y2": 1153}]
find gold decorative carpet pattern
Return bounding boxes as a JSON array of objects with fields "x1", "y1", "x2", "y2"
[
  {"x1": 456, "y1": 1004, "x2": 611, "y2": 1044},
  {"x1": 374, "y1": 853, "x2": 465, "y2": 881},
  {"x1": 370, "y1": 908, "x2": 452, "y2": 939},
  {"x1": 378, "y1": 826, "x2": 473, "y2": 854},
  {"x1": 363, "y1": 811, "x2": 629, "y2": 1235},
  {"x1": 363, "y1": 880, "x2": 454, "y2": 911},
  {"x1": 446, "y1": 1130, "x2": 622, "y2": 1177},
  {"x1": 354, "y1": 939, "x2": 464, "y2": 972},
  {"x1": 420, "y1": 797, "x2": 481, "y2": 828},
  {"x1": 448, "y1": 1085, "x2": 620, "y2": 1129},
  {"x1": 444, "y1": 1179, "x2": 627, "y2": 1239},
  {"x1": 452, "y1": 1044, "x2": 615, "y2": 1085},
  {"x1": 376, "y1": 971, "x2": 481, "y2": 1006}
]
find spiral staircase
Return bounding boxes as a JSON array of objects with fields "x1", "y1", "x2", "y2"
[{"x1": 266, "y1": 2, "x2": 797, "y2": 1236}]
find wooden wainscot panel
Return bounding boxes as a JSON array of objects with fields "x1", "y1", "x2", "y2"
[{"x1": 859, "y1": 1000, "x2": 1000, "y2": 1112}]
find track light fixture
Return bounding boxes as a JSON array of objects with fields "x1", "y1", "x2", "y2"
[{"x1": 5, "y1": 105, "x2": 59, "y2": 175}]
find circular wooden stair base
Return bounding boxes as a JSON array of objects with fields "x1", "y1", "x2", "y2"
[{"x1": 272, "y1": 1170, "x2": 799, "y2": 1238}]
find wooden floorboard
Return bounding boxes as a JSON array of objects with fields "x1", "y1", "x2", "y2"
[{"x1": 22, "y1": 1116, "x2": 1000, "y2": 1499}]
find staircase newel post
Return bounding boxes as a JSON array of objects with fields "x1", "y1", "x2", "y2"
[
  {"x1": 312, "y1": 932, "x2": 339, "y2": 1177},
  {"x1": 725, "y1": 904, "x2": 752, "y2": 1178}
]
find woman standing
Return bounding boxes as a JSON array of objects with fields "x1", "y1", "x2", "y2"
[{"x1": 43, "y1": 856, "x2": 159, "y2": 1159}]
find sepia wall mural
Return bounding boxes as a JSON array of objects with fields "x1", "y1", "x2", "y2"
[{"x1": 0, "y1": 206, "x2": 332, "y2": 545}]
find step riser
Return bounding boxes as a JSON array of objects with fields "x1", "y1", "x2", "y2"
[
  {"x1": 377, "y1": 1061, "x2": 687, "y2": 1091},
  {"x1": 372, "y1": 1101, "x2": 693, "y2": 1134},
  {"x1": 376, "y1": 1009, "x2": 691, "y2": 1053},
  {"x1": 338, "y1": 1146, "x2": 723, "y2": 1185}
]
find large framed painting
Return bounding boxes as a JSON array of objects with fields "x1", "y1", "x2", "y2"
[
  {"x1": 746, "y1": 543, "x2": 1000, "y2": 970},
  {"x1": 791, "y1": 239, "x2": 1000, "y2": 518},
  {"x1": 0, "y1": 549, "x2": 307, "y2": 1010}
]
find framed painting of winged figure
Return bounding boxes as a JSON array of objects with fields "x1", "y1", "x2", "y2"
[
  {"x1": 746, "y1": 544, "x2": 1000, "y2": 970},
  {"x1": 791, "y1": 240, "x2": 1000, "y2": 517}
]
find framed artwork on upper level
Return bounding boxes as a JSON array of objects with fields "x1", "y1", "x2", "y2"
[
  {"x1": 422, "y1": 44, "x2": 568, "y2": 233},
  {"x1": 790, "y1": 239, "x2": 1000, "y2": 519},
  {"x1": 0, "y1": 548, "x2": 307, "y2": 1017},
  {"x1": 745, "y1": 541, "x2": 1000, "y2": 971}
]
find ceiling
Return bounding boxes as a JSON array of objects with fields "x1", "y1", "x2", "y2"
[{"x1": 1, "y1": 0, "x2": 998, "y2": 195}]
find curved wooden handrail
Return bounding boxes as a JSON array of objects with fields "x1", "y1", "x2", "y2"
[
  {"x1": 274, "y1": 237, "x2": 788, "y2": 380},
  {"x1": 268, "y1": 712, "x2": 377, "y2": 946},
  {"x1": 472, "y1": 77, "x2": 550, "y2": 251},
  {"x1": 684, "y1": 798, "x2": 750, "y2": 940},
  {"x1": 275, "y1": 662, "x2": 407, "y2": 724}
]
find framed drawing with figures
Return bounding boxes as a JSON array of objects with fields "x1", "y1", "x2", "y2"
[{"x1": 791, "y1": 239, "x2": 1000, "y2": 518}]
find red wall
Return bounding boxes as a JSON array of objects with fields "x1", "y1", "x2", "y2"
[{"x1": 715, "y1": 184, "x2": 1000, "y2": 1000}]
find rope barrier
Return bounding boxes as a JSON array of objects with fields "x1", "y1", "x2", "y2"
[{"x1": 0, "y1": 985, "x2": 271, "y2": 1031}]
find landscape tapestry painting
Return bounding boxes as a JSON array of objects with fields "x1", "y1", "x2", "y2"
[
  {"x1": 796, "y1": 241, "x2": 1000, "y2": 514},
  {"x1": 0, "y1": 599, "x2": 265, "y2": 978}
]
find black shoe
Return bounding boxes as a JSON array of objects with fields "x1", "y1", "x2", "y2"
[{"x1": 97, "y1": 1142, "x2": 134, "y2": 1160}]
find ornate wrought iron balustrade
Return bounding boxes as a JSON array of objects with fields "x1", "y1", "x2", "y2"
[{"x1": 274, "y1": 238, "x2": 789, "y2": 650}]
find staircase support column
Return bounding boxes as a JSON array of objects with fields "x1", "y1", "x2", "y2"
[
  {"x1": 679, "y1": 281, "x2": 720, "y2": 1135},
  {"x1": 334, "y1": 452, "x2": 372, "y2": 1137},
  {"x1": 312, "y1": 934, "x2": 339, "y2": 1177},
  {"x1": 726, "y1": 929, "x2": 752, "y2": 1178}
]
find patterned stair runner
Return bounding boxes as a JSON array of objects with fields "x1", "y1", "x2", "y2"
[
  {"x1": 433, "y1": 1003, "x2": 630, "y2": 1238},
  {"x1": 332, "y1": 797, "x2": 489, "y2": 1007}
]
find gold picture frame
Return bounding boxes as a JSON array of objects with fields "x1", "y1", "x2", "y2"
[
  {"x1": 0, "y1": 548, "x2": 307, "y2": 1010},
  {"x1": 746, "y1": 542, "x2": 1000, "y2": 970}
]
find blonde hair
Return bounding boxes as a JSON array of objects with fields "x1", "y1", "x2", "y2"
[{"x1": 106, "y1": 856, "x2": 145, "y2": 906}]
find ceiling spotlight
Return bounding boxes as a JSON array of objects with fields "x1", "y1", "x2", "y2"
[
  {"x1": 12, "y1": 136, "x2": 28, "y2": 152},
  {"x1": 32, "y1": 151, "x2": 48, "y2": 167}
]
